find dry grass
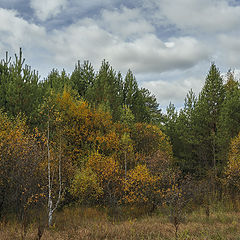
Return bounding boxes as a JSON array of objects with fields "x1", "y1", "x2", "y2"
[{"x1": 1, "y1": 206, "x2": 240, "y2": 240}]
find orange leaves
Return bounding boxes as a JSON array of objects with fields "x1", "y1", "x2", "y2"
[
  {"x1": 0, "y1": 110, "x2": 48, "y2": 214},
  {"x1": 96, "y1": 131, "x2": 120, "y2": 155},
  {"x1": 54, "y1": 89, "x2": 121, "y2": 164},
  {"x1": 122, "y1": 164, "x2": 160, "y2": 204},
  {"x1": 31, "y1": 89, "x2": 175, "y2": 207},
  {"x1": 87, "y1": 152, "x2": 121, "y2": 183}
]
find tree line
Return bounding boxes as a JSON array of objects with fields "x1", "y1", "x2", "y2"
[{"x1": 0, "y1": 49, "x2": 240, "y2": 230}]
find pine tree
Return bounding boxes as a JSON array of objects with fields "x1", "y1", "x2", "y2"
[
  {"x1": 217, "y1": 71, "x2": 240, "y2": 170},
  {"x1": 123, "y1": 70, "x2": 138, "y2": 109},
  {"x1": 0, "y1": 49, "x2": 43, "y2": 127},
  {"x1": 174, "y1": 89, "x2": 198, "y2": 174},
  {"x1": 43, "y1": 68, "x2": 70, "y2": 94},
  {"x1": 192, "y1": 63, "x2": 225, "y2": 176},
  {"x1": 87, "y1": 60, "x2": 123, "y2": 121},
  {"x1": 70, "y1": 60, "x2": 95, "y2": 97},
  {"x1": 140, "y1": 88, "x2": 162, "y2": 124}
]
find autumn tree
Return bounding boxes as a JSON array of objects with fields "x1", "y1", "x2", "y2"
[
  {"x1": 131, "y1": 122, "x2": 172, "y2": 158},
  {"x1": 122, "y1": 164, "x2": 160, "y2": 205},
  {"x1": 225, "y1": 132, "x2": 240, "y2": 196},
  {"x1": 0, "y1": 110, "x2": 47, "y2": 220}
]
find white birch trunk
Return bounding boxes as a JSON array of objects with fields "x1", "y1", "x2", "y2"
[{"x1": 47, "y1": 111, "x2": 62, "y2": 227}]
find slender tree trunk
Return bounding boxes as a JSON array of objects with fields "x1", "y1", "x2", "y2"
[
  {"x1": 47, "y1": 112, "x2": 53, "y2": 227},
  {"x1": 47, "y1": 111, "x2": 62, "y2": 227}
]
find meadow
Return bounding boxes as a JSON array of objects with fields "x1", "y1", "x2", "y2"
[{"x1": 1, "y1": 202, "x2": 240, "y2": 240}]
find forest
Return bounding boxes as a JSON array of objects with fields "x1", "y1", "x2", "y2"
[{"x1": 1, "y1": 49, "x2": 240, "y2": 239}]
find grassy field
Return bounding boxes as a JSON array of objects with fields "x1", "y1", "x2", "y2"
[{"x1": 1, "y1": 205, "x2": 240, "y2": 240}]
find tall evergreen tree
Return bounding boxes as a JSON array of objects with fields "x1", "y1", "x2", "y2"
[
  {"x1": 123, "y1": 70, "x2": 138, "y2": 109},
  {"x1": 0, "y1": 49, "x2": 43, "y2": 127},
  {"x1": 192, "y1": 63, "x2": 225, "y2": 176},
  {"x1": 140, "y1": 88, "x2": 162, "y2": 124},
  {"x1": 123, "y1": 70, "x2": 161, "y2": 123},
  {"x1": 164, "y1": 102, "x2": 178, "y2": 146},
  {"x1": 217, "y1": 71, "x2": 240, "y2": 170},
  {"x1": 174, "y1": 89, "x2": 198, "y2": 174}
]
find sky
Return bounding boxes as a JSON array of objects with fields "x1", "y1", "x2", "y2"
[{"x1": 1, "y1": 0, "x2": 240, "y2": 110}]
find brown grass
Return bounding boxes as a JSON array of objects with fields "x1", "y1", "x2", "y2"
[{"x1": 1, "y1": 206, "x2": 240, "y2": 240}]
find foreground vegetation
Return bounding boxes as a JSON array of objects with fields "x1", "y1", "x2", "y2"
[{"x1": 1, "y1": 204, "x2": 240, "y2": 240}]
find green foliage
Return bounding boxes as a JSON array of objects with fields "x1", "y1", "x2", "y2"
[
  {"x1": 173, "y1": 90, "x2": 198, "y2": 173},
  {"x1": 0, "y1": 49, "x2": 43, "y2": 127},
  {"x1": 166, "y1": 64, "x2": 227, "y2": 177},
  {"x1": 217, "y1": 71, "x2": 240, "y2": 168},
  {"x1": 120, "y1": 104, "x2": 135, "y2": 127},
  {"x1": 192, "y1": 63, "x2": 224, "y2": 173},
  {"x1": 43, "y1": 68, "x2": 71, "y2": 94},
  {"x1": 70, "y1": 60, "x2": 95, "y2": 97},
  {"x1": 86, "y1": 60, "x2": 123, "y2": 121}
]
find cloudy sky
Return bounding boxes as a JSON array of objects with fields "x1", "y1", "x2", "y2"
[{"x1": 1, "y1": 0, "x2": 240, "y2": 109}]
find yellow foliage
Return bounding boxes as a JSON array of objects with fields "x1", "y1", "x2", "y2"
[
  {"x1": 0, "y1": 110, "x2": 47, "y2": 211},
  {"x1": 225, "y1": 132, "x2": 240, "y2": 190},
  {"x1": 70, "y1": 167, "x2": 103, "y2": 202},
  {"x1": 122, "y1": 164, "x2": 162, "y2": 204},
  {"x1": 87, "y1": 152, "x2": 121, "y2": 183},
  {"x1": 55, "y1": 89, "x2": 120, "y2": 164}
]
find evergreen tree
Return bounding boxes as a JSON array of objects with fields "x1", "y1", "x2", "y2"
[
  {"x1": 174, "y1": 90, "x2": 198, "y2": 174},
  {"x1": 0, "y1": 52, "x2": 11, "y2": 110},
  {"x1": 87, "y1": 60, "x2": 123, "y2": 121},
  {"x1": 140, "y1": 88, "x2": 162, "y2": 124},
  {"x1": 192, "y1": 63, "x2": 225, "y2": 176},
  {"x1": 43, "y1": 68, "x2": 71, "y2": 94},
  {"x1": 164, "y1": 102, "x2": 179, "y2": 150},
  {"x1": 217, "y1": 71, "x2": 240, "y2": 169},
  {"x1": 70, "y1": 60, "x2": 95, "y2": 97},
  {"x1": 123, "y1": 70, "x2": 138, "y2": 108},
  {"x1": 0, "y1": 49, "x2": 43, "y2": 127},
  {"x1": 123, "y1": 70, "x2": 161, "y2": 123}
]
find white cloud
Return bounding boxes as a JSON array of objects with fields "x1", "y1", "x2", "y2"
[
  {"x1": 149, "y1": 0, "x2": 240, "y2": 33},
  {"x1": 100, "y1": 7, "x2": 155, "y2": 40},
  {"x1": 30, "y1": 0, "x2": 67, "y2": 21},
  {"x1": 42, "y1": 21, "x2": 210, "y2": 76},
  {"x1": 0, "y1": 8, "x2": 45, "y2": 51},
  {"x1": 142, "y1": 76, "x2": 204, "y2": 107},
  {"x1": 217, "y1": 34, "x2": 240, "y2": 68},
  {"x1": 110, "y1": 36, "x2": 210, "y2": 73}
]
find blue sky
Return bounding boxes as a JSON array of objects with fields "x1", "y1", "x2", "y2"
[{"x1": 1, "y1": 0, "x2": 240, "y2": 109}]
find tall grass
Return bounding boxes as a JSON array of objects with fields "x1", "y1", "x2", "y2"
[{"x1": 1, "y1": 203, "x2": 240, "y2": 239}]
